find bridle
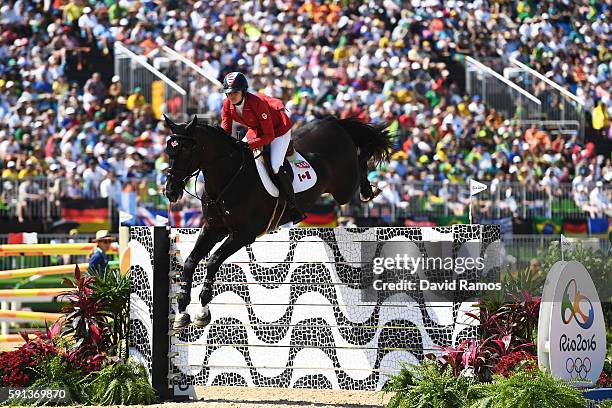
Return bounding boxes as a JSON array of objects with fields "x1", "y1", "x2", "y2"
[{"x1": 165, "y1": 130, "x2": 252, "y2": 215}]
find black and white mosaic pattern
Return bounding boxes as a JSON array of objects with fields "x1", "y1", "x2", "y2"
[
  {"x1": 128, "y1": 227, "x2": 155, "y2": 376},
  {"x1": 129, "y1": 225, "x2": 500, "y2": 391}
]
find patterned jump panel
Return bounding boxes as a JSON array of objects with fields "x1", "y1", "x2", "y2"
[{"x1": 128, "y1": 225, "x2": 500, "y2": 395}]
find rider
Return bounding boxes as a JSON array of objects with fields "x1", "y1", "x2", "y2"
[{"x1": 220, "y1": 71, "x2": 305, "y2": 222}]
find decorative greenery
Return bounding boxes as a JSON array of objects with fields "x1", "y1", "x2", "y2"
[
  {"x1": 598, "y1": 355, "x2": 612, "y2": 387},
  {"x1": 59, "y1": 265, "x2": 111, "y2": 353},
  {"x1": 492, "y1": 351, "x2": 537, "y2": 378},
  {"x1": 28, "y1": 354, "x2": 87, "y2": 404},
  {"x1": 467, "y1": 368, "x2": 589, "y2": 408},
  {"x1": 90, "y1": 266, "x2": 131, "y2": 357},
  {"x1": 384, "y1": 359, "x2": 476, "y2": 408},
  {"x1": 537, "y1": 241, "x2": 611, "y2": 303},
  {"x1": 85, "y1": 360, "x2": 156, "y2": 405},
  {"x1": 435, "y1": 291, "x2": 540, "y2": 381},
  {"x1": 501, "y1": 266, "x2": 546, "y2": 300}
]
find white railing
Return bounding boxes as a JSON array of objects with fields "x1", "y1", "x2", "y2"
[
  {"x1": 506, "y1": 57, "x2": 586, "y2": 139},
  {"x1": 113, "y1": 42, "x2": 187, "y2": 121},
  {"x1": 466, "y1": 56, "x2": 542, "y2": 123},
  {"x1": 154, "y1": 45, "x2": 223, "y2": 117}
]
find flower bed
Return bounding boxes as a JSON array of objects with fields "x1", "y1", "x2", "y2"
[
  {"x1": 0, "y1": 266, "x2": 156, "y2": 405},
  {"x1": 385, "y1": 245, "x2": 612, "y2": 408}
]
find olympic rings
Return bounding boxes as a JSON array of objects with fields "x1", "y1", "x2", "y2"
[{"x1": 565, "y1": 357, "x2": 591, "y2": 379}]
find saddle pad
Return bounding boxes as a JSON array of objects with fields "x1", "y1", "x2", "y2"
[{"x1": 254, "y1": 151, "x2": 317, "y2": 198}]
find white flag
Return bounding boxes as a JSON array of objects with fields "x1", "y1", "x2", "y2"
[
  {"x1": 155, "y1": 214, "x2": 169, "y2": 225},
  {"x1": 470, "y1": 179, "x2": 488, "y2": 196},
  {"x1": 560, "y1": 234, "x2": 574, "y2": 252},
  {"x1": 119, "y1": 211, "x2": 133, "y2": 224}
]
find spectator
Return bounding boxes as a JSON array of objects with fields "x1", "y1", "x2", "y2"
[
  {"x1": 1, "y1": 161, "x2": 17, "y2": 180},
  {"x1": 83, "y1": 72, "x2": 106, "y2": 103},
  {"x1": 589, "y1": 181, "x2": 612, "y2": 217},
  {"x1": 82, "y1": 159, "x2": 106, "y2": 198},
  {"x1": 88, "y1": 229, "x2": 116, "y2": 273},
  {"x1": 100, "y1": 170, "x2": 122, "y2": 204},
  {"x1": 17, "y1": 178, "x2": 43, "y2": 223},
  {"x1": 126, "y1": 87, "x2": 145, "y2": 111},
  {"x1": 108, "y1": 75, "x2": 122, "y2": 98}
]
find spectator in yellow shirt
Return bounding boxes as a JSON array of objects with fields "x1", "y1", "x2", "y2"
[
  {"x1": 17, "y1": 160, "x2": 40, "y2": 180},
  {"x1": 126, "y1": 87, "x2": 145, "y2": 111},
  {"x1": 1, "y1": 161, "x2": 18, "y2": 180},
  {"x1": 63, "y1": 1, "x2": 84, "y2": 24}
]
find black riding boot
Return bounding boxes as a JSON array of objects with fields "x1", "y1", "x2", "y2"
[{"x1": 275, "y1": 165, "x2": 306, "y2": 223}]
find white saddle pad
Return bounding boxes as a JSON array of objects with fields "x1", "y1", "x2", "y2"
[{"x1": 254, "y1": 151, "x2": 317, "y2": 198}]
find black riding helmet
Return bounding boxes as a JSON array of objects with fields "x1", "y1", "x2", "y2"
[{"x1": 222, "y1": 72, "x2": 248, "y2": 93}]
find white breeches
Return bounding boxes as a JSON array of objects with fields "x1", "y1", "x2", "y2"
[{"x1": 270, "y1": 130, "x2": 291, "y2": 174}]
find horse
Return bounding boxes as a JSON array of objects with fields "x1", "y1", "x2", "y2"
[{"x1": 163, "y1": 114, "x2": 391, "y2": 329}]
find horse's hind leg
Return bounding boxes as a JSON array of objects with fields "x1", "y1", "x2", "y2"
[
  {"x1": 174, "y1": 225, "x2": 226, "y2": 329},
  {"x1": 194, "y1": 230, "x2": 256, "y2": 327}
]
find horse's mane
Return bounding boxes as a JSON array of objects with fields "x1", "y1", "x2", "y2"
[{"x1": 178, "y1": 117, "x2": 235, "y2": 141}]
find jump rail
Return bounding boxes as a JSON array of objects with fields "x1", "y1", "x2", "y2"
[
  {"x1": 0, "y1": 263, "x2": 89, "y2": 279},
  {"x1": 0, "y1": 310, "x2": 62, "y2": 323},
  {"x1": 0, "y1": 288, "x2": 67, "y2": 302},
  {"x1": 0, "y1": 243, "x2": 118, "y2": 257}
]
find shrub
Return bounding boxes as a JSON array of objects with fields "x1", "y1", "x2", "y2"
[
  {"x1": 0, "y1": 322, "x2": 62, "y2": 387},
  {"x1": 90, "y1": 267, "x2": 131, "y2": 357},
  {"x1": 384, "y1": 359, "x2": 476, "y2": 408},
  {"x1": 492, "y1": 351, "x2": 537, "y2": 378},
  {"x1": 598, "y1": 356, "x2": 612, "y2": 387},
  {"x1": 59, "y1": 265, "x2": 111, "y2": 353},
  {"x1": 85, "y1": 359, "x2": 157, "y2": 405},
  {"x1": 435, "y1": 291, "x2": 539, "y2": 382},
  {"x1": 468, "y1": 368, "x2": 588, "y2": 408},
  {"x1": 27, "y1": 354, "x2": 88, "y2": 404}
]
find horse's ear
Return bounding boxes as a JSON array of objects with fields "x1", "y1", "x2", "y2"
[
  {"x1": 185, "y1": 115, "x2": 197, "y2": 132},
  {"x1": 164, "y1": 114, "x2": 178, "y2": 133}
]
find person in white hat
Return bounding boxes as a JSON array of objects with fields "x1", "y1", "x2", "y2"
[
  {"x1": 78, "y1": 6, "x2": 98, "y2": 42},
  {"x1": 88, "y1": 230, "x2": 116, "y2": 273}
]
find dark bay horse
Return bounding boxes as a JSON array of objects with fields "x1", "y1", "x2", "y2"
[{"x1": 163, "y1": 115, "x2": 391, "y2": 329}]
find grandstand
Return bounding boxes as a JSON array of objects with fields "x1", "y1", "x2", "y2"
[{"x1": 0, "y1": 0, "x2": 610, "y2": 247}]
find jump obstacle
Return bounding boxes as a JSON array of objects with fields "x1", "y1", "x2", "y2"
[
  {"x1": 0, "y1": 263, "x2": 89, "y2": 280},
  {"x1": 0, "y1": 243, "x2": 117, "y2": 340},
  {"x1": 0, "y1": 243, "x2": 118, "y2": 257},
  {"x1": 128, "y1": 225, "x2": 500, "y2": 400}
]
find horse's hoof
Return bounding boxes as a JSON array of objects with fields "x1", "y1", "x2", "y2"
[
  {"x1": 199, "y1": 282, "x2": 214, "y2": 306},
  {"x1": 173, "y1": 312, "x2": 191, "y2": 330},
  {"x1": 193, "y1": 307, "x2": 211, "y2": 328}
]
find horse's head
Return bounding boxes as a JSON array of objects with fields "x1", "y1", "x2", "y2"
[
  {"x1": 163, "y1": 114, "x2": 248, "y2": 203},
  {"x1": 163, "y1": 114, "x2": 200, "y2": 203}
]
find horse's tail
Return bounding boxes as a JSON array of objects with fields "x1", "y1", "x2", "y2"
[{"x1": 336, "y1": 118, "x2": 393, "y2": 201}]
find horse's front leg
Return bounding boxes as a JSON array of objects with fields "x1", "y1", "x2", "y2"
[
  {"x1": 174, "y1": 225, "x2": 226, "y2": 329},
  {"x1": 193, "y1": 229, "x2": 256, "y2": 327}
]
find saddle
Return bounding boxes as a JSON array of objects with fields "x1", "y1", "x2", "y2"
[
  {"x1": 253, "y1": 141, "x2": 317, "y2": 198},
  {"x1": 252, "y1": 141, "x2": 317, "y2": 233}
]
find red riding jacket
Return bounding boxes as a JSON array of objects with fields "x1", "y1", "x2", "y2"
[{"x1": 221, "y1": 92, "x2": 293, "y2": 150}]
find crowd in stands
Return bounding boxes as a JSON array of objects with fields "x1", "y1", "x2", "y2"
[{"x1": 0, "y1": 0, "x2": 610, "y2": 222}]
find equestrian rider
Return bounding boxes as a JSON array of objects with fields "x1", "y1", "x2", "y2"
[{"x1": 220, "y1": 71, "x2": 305, "y2": 222}]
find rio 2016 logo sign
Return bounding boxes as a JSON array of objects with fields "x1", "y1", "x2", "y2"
[
  {"x1": 561, "y1": 279, "x2": 594, "y2": 330},
  {"x1": 538, "y1": 261, "x2": 606, "y2": 387}
]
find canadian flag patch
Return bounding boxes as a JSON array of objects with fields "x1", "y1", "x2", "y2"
[
  {"x1": 261, "y1": 113, "x2": 268, "y2": 119},
  {"x1": 170, "y1": 140, "x2": 179, "y2": 147}
]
